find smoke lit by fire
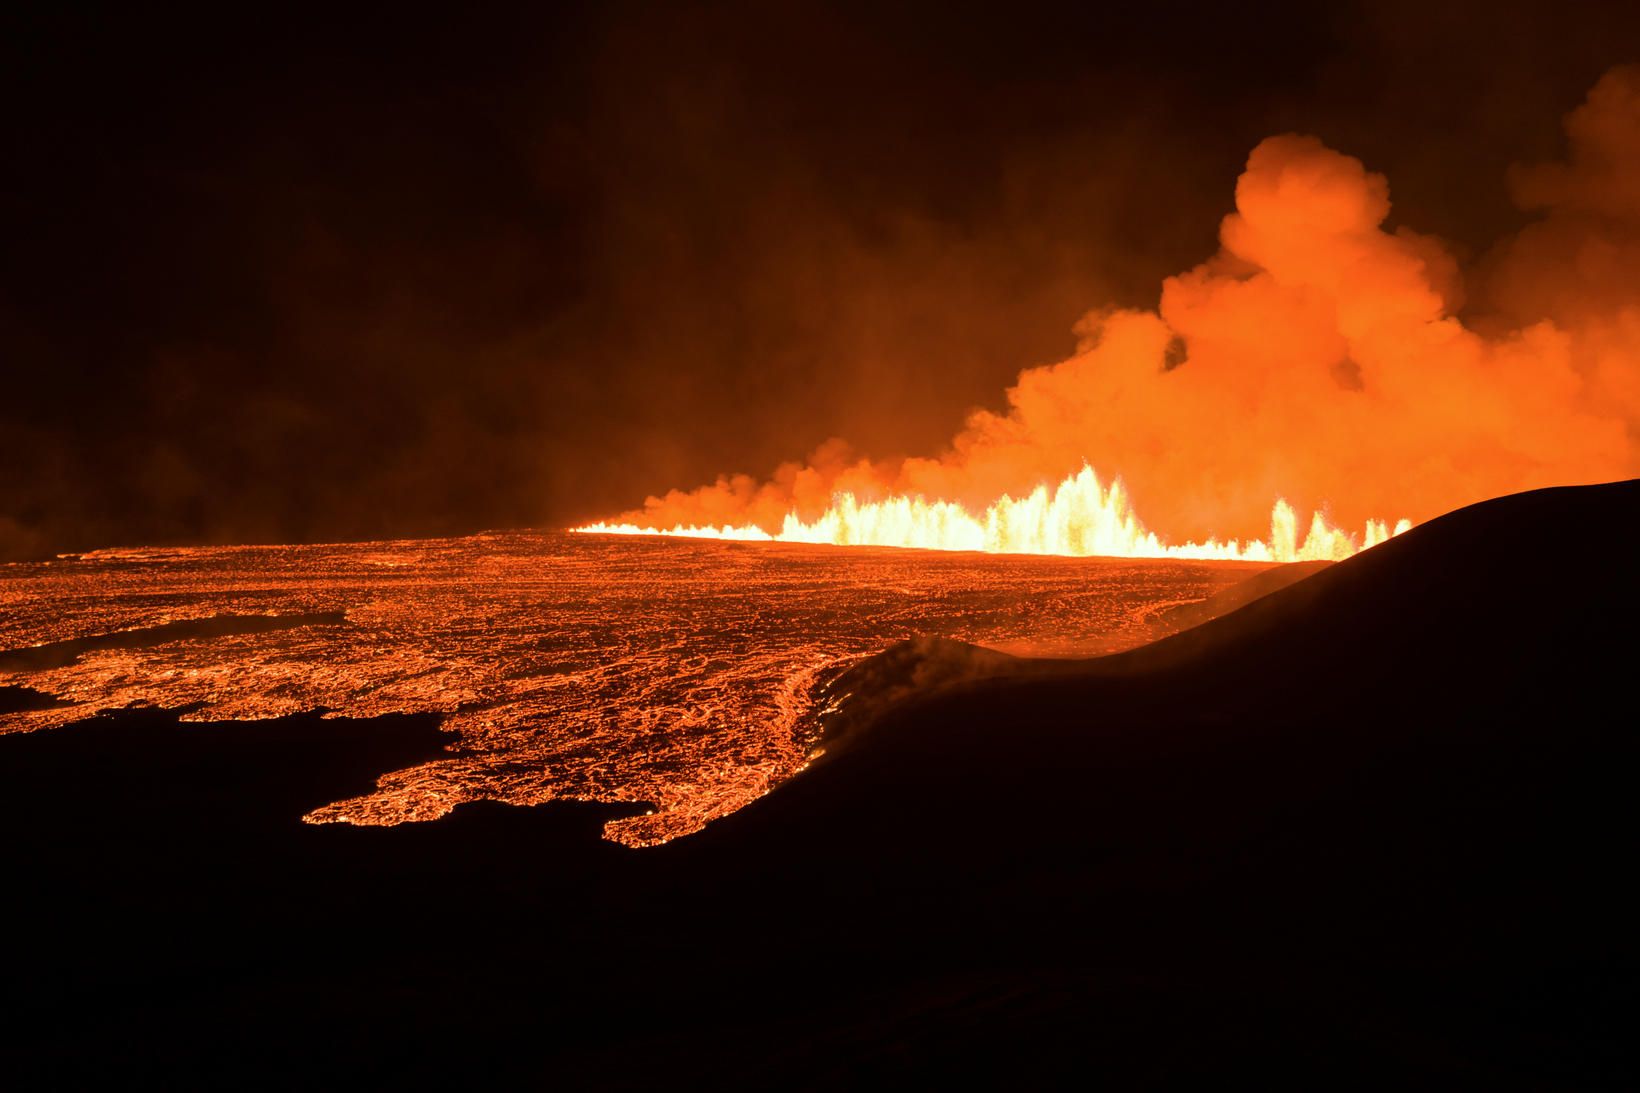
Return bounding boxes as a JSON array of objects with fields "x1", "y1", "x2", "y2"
[{"x1": 581, "y1": 68, "x2": 1640, "y2": 554}]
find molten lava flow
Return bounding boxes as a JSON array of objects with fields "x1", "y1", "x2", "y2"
[
  {"x1": 1, "y1": 531, "x2": 1287, "y2": 845},
  {"x1": 576, "y1": 464, "x2": 1410, "y2": 562}
]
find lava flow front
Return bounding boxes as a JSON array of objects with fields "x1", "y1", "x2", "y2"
[{"x1": 576, "y1": 463, "x2": 1411, "y2": 562}]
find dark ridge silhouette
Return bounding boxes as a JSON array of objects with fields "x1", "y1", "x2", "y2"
[
  {"x1": 0, "y1": 611, "x2": 348, "y2": 673},
  {"x1": 811, "y1": 635, "x2": 1025, "y2": 758},
  {"x1": 1, "y1": 481, "x2": 1636, "y2": 1087},
  {"x1": 1151, "y1": 557, "x2": 1334, "y2": 632},
  {"x1": 810, "y1": 558, "x2": 1342, "y2": 760}
]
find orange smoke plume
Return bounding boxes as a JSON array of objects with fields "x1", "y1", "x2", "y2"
[{"x1": 587, "y1": 67, "x2": 1640, "y2": 551}]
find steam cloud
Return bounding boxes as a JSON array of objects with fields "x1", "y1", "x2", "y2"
[{"x1": 613, "y1": 67, "x2": 1640, "y2": 543}]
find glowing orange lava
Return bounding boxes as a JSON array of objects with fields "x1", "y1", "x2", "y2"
[{"x1": 575, "y1": 464, "x2": 1410, "y2": 562}]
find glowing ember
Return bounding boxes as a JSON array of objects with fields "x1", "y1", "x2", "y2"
[{"x1": 576, "y1": 464, "x2": 1410, "y2": 562}]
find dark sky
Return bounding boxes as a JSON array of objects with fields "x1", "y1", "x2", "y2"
[{"x1": 3, "y1": 1, "x2": 1637, "y2": 557}]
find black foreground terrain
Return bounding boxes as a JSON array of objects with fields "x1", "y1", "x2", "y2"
[{"x1": 2, "y1": 481, "x2": 1636, "y2": 1088}]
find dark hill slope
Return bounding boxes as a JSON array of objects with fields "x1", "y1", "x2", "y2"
[
  {"x1": 646, "y1": 480, "x2": 1639, "y2": 1085},
  {"x1": 1, "y1": 481, "x2": 1635, "y2": 1088},
  {"x1": 698, "y1": 479, "x2": 1638, "y2": 859},
  {"x1": 1150, "y1": 556, "x2": 1333, "y2": 632}
]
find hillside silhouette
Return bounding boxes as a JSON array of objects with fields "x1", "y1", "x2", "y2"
[{"x1": 2, "y1": 481, "x2": 1635, "y2": 1087}]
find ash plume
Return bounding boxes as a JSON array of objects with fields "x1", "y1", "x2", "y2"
[{"x1": 614, "y1": 67, "x2": 1640, "y2": 543}]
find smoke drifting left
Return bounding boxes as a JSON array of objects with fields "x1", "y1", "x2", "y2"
[{"x1": 3, "y1": 3, "x2": 1637, "y2": 558}]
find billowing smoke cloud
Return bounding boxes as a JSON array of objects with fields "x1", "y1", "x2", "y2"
[{"x1": 613, "y1": 67, "x2": 1640, "y2": 543}]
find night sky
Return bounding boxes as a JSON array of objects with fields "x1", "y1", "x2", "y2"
[{"x1": 4, "y1": 1, "x2": 1637, "y2": 558}]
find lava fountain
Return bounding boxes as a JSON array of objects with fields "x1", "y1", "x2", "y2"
[
  {"x1": 576, "y1": 463, "x2": 1411, "y2": 562},
  {"x1": 579, "y1": 69, "x2": 1640, "y2": 557}
]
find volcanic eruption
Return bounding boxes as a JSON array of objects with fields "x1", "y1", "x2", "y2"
[
  {"x1": 580, "y1": 66, "x2": 1640, "y2": 557},
  {"x1": 3, "y1": 8, "x2": 1639, "y2": 1086}
]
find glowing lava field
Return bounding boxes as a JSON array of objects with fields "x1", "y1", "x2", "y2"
[{"x1": 1, "y1": 534, "x2": 1275, "y2": 844}]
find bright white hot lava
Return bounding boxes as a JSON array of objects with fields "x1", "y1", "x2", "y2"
[{"x1": 575, "y1": 464, "x2": 1411, "y2": 562}]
